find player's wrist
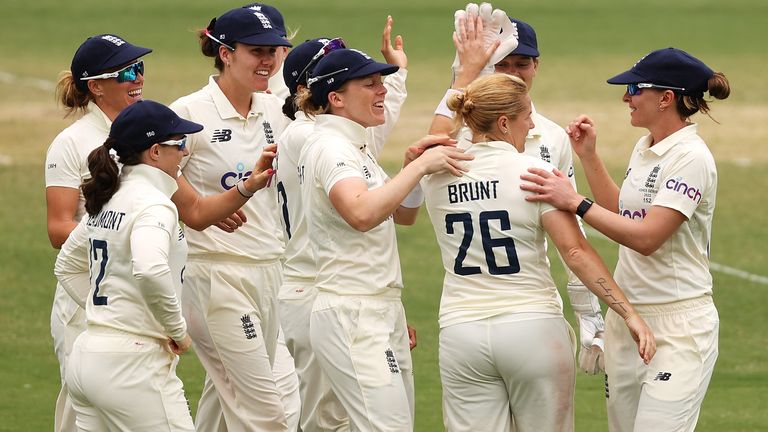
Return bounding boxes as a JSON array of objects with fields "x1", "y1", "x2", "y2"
[{"x1": 236, "y1": 178, "x2": 255, "y2": 198}]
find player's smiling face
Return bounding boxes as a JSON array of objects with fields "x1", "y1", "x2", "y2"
[
  {"x1": 90, "y1": 62, "x2": 144, "y2": 117},
  {"x1": 623, "y1": 88, "x2": 665, "y2": 128},
  {"x1": 227, "y1": 44, "x2": 278, "y2": 92},
  {"x1": 330, "y1": 73, "x2": 387, "y2": 128}
]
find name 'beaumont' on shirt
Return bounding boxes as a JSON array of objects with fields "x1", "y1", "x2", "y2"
[
  {"x1": 448, "y1": 180, "x2": 500, "y2": 204},
  {"x1": 86, "y1": 209, "x2": 127, "y2": 231}
]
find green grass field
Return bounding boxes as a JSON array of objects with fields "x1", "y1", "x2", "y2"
[{"x1": 1, "y1": 0, "x2": 767, "y2": 430}]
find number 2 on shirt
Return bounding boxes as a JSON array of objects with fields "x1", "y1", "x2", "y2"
[
  {"x1": 445, "y1": 210, "x2": 521, "y2": 276},
  {"x1": 89, "y1": 239, "x2": 109, "y2": 306}
]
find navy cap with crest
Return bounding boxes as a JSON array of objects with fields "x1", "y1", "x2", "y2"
[
  {"x1": 71, "y1": 34, "x2": 152, "y2": 93},
  {"x1": 283, "y1": 38, "x2": 336, "y2": 95},
  {"x1": 607, "y1": 48, "x2": 715, "y2": 96},
  {"x1": 212, "y1": 7, "x2": 292, "y2": 48},
  {"x1": 109, "y1": 100, "x2": 203, "y2": 156},
  {"x1": 505, "y1": 17, "x2": 539, "y2": 58},
  {"x1": 307, "y1": 49, "x2": 398, "y2": 107},
  {"x1": 242, "y1": 3, "x2": 287, "y2": 38}
]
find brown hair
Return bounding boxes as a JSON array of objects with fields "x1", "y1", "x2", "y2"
[
  {"x1": 676, "y1": 72, "x2": 731, "y2": 120},
  {"x1": 447, "y1": 74, "x2": 529, "y2": 136},
  {"x1": 294, "y1": 87, "x2": 332, "y2": 117},
  {"x1": 55, "y1": 71, "x2": 94, "y2": 117},
  {"x1": 199, "y1": 29, "x2": 226, "y2": 72},
  {"x1": 81, "y1": 139, "x2": 142, "y2": 216}
]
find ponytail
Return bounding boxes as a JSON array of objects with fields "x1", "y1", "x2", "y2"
[
  {"x1": 82, "y1": 139, "x2": 142, "y2": 215},
  {"x1": 55, "y1": 71, "x2": 92, "y2": 117}
]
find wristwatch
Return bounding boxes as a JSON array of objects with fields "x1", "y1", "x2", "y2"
[{"x1": 575, "y1": 197, "x2": 594, "y2": 218}]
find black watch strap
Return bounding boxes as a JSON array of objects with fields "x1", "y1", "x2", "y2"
[{"x1": 575, "y1": 198, "x2": 594, "y2": 218}]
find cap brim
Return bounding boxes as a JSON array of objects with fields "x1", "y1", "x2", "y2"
[
  {"x1": 102, "y1": 45, "x2": 153, "y2": 71},
  {"x1": 171, "y1": 117, "x2": 204, "y2": 135},
  {"x1": 606, "y1": 69, "x2": 647, "y2": 85},
  {"x1": 509, "y1": 43, "x2": 539, "y2": 58},
  {"x1": 238, "y1": 33, "x2": 293, "y2": 48},
  {"x1": 348, "y1": 62, "x2": 399, "y2": 80}
]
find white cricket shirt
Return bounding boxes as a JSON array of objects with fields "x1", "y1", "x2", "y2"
[
  {"x1": 83, "y1": 164, "x2": 188, "y2": 341},
  {"x1": 615, "y1": 124, "x2": 716, "y2": 304},
  {"x1": 298, "y1": 114, "x2": 403, "y2": 297},
  {"x1": 170, "y1": 76, "x2": 290, "y2": 260},
  {"x1": 423, "y1": 141, "x2": 563, "y2": 328},
  {"x1": 45, "y1": 103, "x2": 112, "y2": 222},
  {"x1": 275, "y1": 70, "x2": 408, "y2": 290}
]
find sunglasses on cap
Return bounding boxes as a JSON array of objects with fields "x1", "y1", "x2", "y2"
[
  {"x1": 81, "y1": 61, "x2": 144, "y2": 83},
  {"x1": 306, "y1": 67, "x2": 350, "y2": 88},
  {"x1": 298, "y1": 38, "x2": 347, "y2": 84},
  {"x1": 626, "y1": 83, "x2": 685, "y2": 96},
  {"x1": 159, "y1": 136, "x2": 187, "y2": 151}
]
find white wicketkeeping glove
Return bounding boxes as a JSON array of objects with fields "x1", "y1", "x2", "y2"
[
  {"x1": 451, "y1": 3, "x2": 519, "y2": 81},
  {"x1": 567, "y1": 282, "x2": 606, "y2": 375}
]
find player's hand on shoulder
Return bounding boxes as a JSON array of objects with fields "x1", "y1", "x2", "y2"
[
  {"x1": 412, "y1": 139, "x2": 474, "y2": 177},
  {"x1": 381, "y1": 15, "x2": 407, "y2": 69},
  {"x1": 404, "y1": 134, "x2": 458, "y2": 167}
]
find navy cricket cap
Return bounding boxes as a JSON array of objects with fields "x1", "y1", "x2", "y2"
[
  {"x1": 242, "y1": 3, "x2": 287, "y2": 38},
  {"x1": 71, "y1": 34, "x2": 152, "y2": 93},
  {"x1": 109, "y1": 100, "x2": 203, "y2": 156},
  {"x1": 283, "y1": 38, "x2": 337, "y2": 95},
  {"x1": 211, "y1": 7, "x2": 292, "y2": 48},
  {"x1": 307, "y1": 48, "x2": 398, "y2": 107},
  {"x1": 506, "y1": 18, "x2": 539, "y2": 58},
  {"x1": 607, "y1": 48, "x2": 715, "y2": 96}
]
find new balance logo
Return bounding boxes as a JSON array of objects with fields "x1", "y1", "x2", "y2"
[
  {"x1": 385, "y1": 348, "x2": 400, "y2": 374},
  {"x1": 654, "y1": 372, "x2": 672, "y2": 381},
  {"x1": 211, "y1": 129, "x2": 233, "y2": 143},
  {"x1": 241, "y1": 314, "x2": 257, "y2": 340}
]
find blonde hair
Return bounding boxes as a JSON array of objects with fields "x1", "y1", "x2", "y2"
[
  {"x1": 447, "y1": 74, "x2": 529, "y2": 136},
  {"x1": 55, "y1": 70, "x2": 94, "y2": 117}
]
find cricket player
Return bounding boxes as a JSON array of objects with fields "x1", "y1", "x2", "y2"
[
  {"x1": 423, "y1": 73, "x2": 655, "y2": 432},
  {"x1": 294, "y1": 48, "x2": 472, "y2": 431},
  {"x1": 522, "y1": 47, "x2": 730, "y2": 432},
  {"x1": 169, "y1": 6, "x2": 293, "y2": 430},
  {"x1": 45, "y1": 33, "x2": 152, "y2": 432},
  {"x1": 275, "y1": 17, "x2": 408, "y2": 431},
  {"x1": 431, "y1": 4, "x2": 607, "y2": 375},
  {"x1": 62, "y1": 100, "x2": 204, "y2": 431}
]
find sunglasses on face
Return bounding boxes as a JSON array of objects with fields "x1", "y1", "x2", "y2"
[
  {"x1": 159, "y1": 136, "x2": 187, "y2": 151},
  {"x1": 298, "y1": 38, "x2": 347, "y2": 83},
  {"x1": 626, "y1": 82, "x2": 685, "y2": 96},
  {"x1": 81, "y1": 61, "x2": 145, "y2": 83}
]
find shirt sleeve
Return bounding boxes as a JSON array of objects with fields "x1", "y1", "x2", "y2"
[
  {"x1": 652, "y1": 149, "x2": 714, "y2": 219},
  {"x1": 45, "y1": 132, "x2": 85, "y2": 189},
  {"x1": 368, "y1": 68, "x2": 408, "y2": 158},
  {"x1": 54, "y1": 219, "x2": 90, "y2": 309},
  {"x1": 130, "y1": 205, "x2": 187, "y2": 341},
  {"x1": 315, "y1": 139, "x2": 366, "y2": 195}
]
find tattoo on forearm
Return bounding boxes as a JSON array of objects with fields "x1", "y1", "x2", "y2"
[{"x1": 596, "y1": 277, "x2": 628, "y2": 314}]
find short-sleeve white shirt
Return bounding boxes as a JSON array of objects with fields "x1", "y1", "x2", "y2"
[
  {"x1": 298, "y1": 114, "x2": 403, "y2": 297},
  {"x1": 423, "y1": 141, "x2": 563, "y2": 328},
  {"x1": 170, "y1": 76, "x2": 290, "y2": 260},
  {"x1": 45, "y1": 103, "x2": 112, "y2": 222},
  {"x1": 615, "y1": 124, "x2": 716, "y2": 304},
  {"x1": 83, "y1": 164, "x2": 188, "y2": 340}
]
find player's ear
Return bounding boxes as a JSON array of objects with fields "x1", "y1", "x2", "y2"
[
  {"x1": 327, "y1": 91, "x2": 344, "y2": 109},
  {"x1": 87, "y1": 79, "x2": 104, "y2": 98}
]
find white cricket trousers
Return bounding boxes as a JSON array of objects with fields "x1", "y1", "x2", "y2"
[
  {"x1": 439, "y1": 313, "x2": 576, "y2": 432},
  {"x1": 281, "y1": 283, "x2": 349, "y2": 432},
  {"x1": 183, "y1": 257, "x2": 287, "y2": 432},
  {"x1": 65, "y1": 327, "x2": 194, "y2": 431},
  {"x1": 310, "y1": 292, "x2": 414, "y2": 432},
  {"x1": 51, "y1": 282, "x2": 86, "y2": 432},
  {"x1": 605, "y1": 295, "x2": 719, "y2": 432}
]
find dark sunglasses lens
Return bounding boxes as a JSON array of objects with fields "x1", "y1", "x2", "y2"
[
  {"x1": 627, "y1": 84, "x2": 640, "y2": 95},
  {"x1": 323, "y1": 38, "x2": 346, "y2": 54},
  {"x1": 117, "y1": 61, "x2": 143, "y2": 83}
]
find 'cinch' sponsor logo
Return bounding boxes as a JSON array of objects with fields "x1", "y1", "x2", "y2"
[{"x1": 665, "y1": 177, "x2": 702, "y2": 203}]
